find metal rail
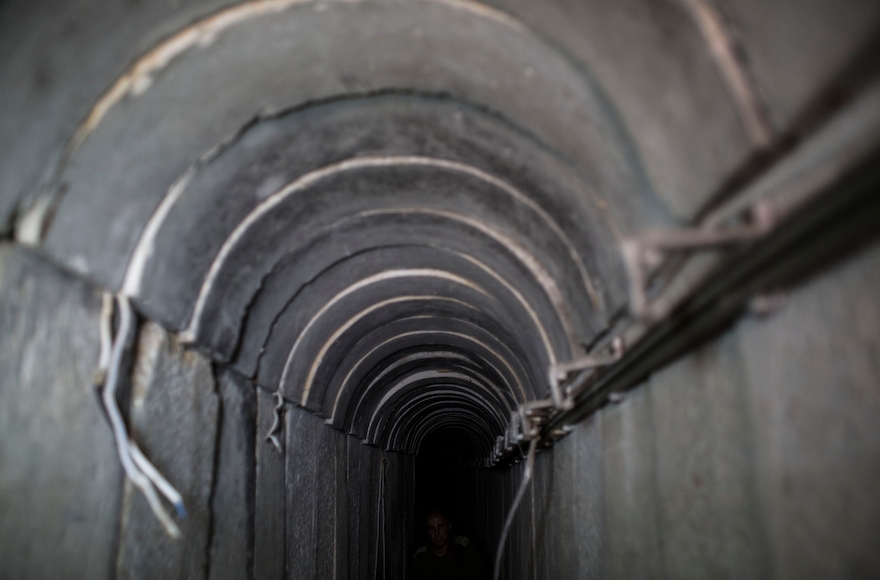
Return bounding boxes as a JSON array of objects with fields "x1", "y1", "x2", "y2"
[
  {"x1": 484, "y1": 142, "x2": 880, "y2": 469},
  {"x1": 544, "y1": 146, "x2": 880, "y2": 436}
]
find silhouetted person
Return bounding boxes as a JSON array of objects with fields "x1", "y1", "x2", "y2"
[{"x1": 410, "y1": 509, "x2": 489, "y2": 580}]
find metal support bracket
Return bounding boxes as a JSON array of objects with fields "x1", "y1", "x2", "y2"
[
  {"x1": 548, "y1": 337, "x2": 625, "y2": 410},
  {"x1": 621, "y1": 201, "x2": 775, "y2": 321},
  {"x1": 517, "y1": 399, "x2": 555, "y2": 440}
]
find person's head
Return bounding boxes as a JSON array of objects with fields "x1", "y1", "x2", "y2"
[{"x1": 425, "y1": 509, "x2": 452, "y2": 549}]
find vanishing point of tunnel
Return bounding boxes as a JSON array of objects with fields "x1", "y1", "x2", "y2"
[{"x1": 1, "y1": 0, "x2": 880, "y2": 578}]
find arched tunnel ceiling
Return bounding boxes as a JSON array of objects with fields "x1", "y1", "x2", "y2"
[
  {"x1": 14, "y1": 0, "x2": 876, "y2": 461},
  {"x1": 28, "y1": 0, "x2": 647, "y2": 461}
]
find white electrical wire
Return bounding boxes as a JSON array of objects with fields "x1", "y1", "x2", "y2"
[
  {"x1": 493, "y1": 437, "x2": 538, "y2": 580},
  {"x1": 99, "y1": 293, "x2": 185, "y2": 537},
  {"x1": 130, "y1": 443, "x2": 187, "y2": 519},
  {"x1": 94, "y1": 293, "x2": 115, "y2": 386}
]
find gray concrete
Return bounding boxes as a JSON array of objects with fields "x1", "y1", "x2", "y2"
[
  {"x1": 116, "y1": 321, "x2": 219, "y2": 580},
  {"x1": 459, "y1": 240, "x2": 880, "y2": 580},
  {"x1": 207, "y1": 369, "x2": 256, "y2": 580},
  {"x1": 254, "y1": 388, "x2": 286, "y2": 580},
  {"x1": 0, "y1": 0, "x2": 244, "y2": 233},
  {"x1": 0, "y1": 244, "x2": 121, "y2": 580},
  {"x1": 601, "y1": 386, "x2": 663, "y2": 580},
  {"x1": 737, "y1": 242, "x2": 880, "y2": 580},
  {"x1": 283, "y1": 402, "x2": 412, "y2": 580},
  {"x1": 647, "y1": 335, "x2": 770, "y2": 580},
  {"x1": 716, "y1": 0, "x2": 880, "y2": 129}
]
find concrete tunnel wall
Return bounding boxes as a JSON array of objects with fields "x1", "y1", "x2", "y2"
[{"x1": 1, "y1": 0, "x2": 880, "y2": 578}]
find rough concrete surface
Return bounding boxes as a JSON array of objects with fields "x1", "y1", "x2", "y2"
[
  {"x1": 0, "y1": 244, "x2": 121, "y2": 580},
  {"x1": 207, "y1": 369, "x2": 256, "y2": 580},
  {"x1": 253, "y1": 387, "x2": 285, "y2": 580}
]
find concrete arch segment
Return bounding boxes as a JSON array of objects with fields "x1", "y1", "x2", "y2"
[
  {"x1": 363, "y1": 377, "x2": 509, "y2": 446},
  {"x1": 397, "y1": 405, "x2": 499, "y2": 455},
  {"x1": 350, "y1": 360, "x2": 512, "y2": 439},
  {"x1": 126, "y1": 95, "x2": 623, "y2": 331},
  {"x1": 185, "y1": 163, "x2": 596, "y2": 360},
  {"x1": 246, "y1": 249, "x2": 555, "y2": 404},
  {"x1": 269, "y1": 283, "x2": 548, "y2": 410},
  {"x1": 232, "y1": 242, "x2": 569, "y2": 381},
  {"x1": 323, "y1": 317, "x2": 533, "y2": 427},
  {"x1": 4, "y1": 0, "x2": 678, "y2": 462},
  {"x1": 38, "y1": 0, "x2": 653, "y2": 293}
]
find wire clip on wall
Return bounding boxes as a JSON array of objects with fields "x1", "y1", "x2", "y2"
[
  {"x1": 266, "y1": 390, "x2": 285, "y2": 452},
  {"x1": 95, "y1": 293, "x2": 187, "y2": 539}
]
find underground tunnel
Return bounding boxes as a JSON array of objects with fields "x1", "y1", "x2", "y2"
[{"x1": 1, "y1": 0, "x2": 880, "y2": 578}]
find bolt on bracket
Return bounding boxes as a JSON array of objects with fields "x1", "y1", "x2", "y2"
[{"x1": 621, "y1": 201, "x2": 776, "y2": 321}]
